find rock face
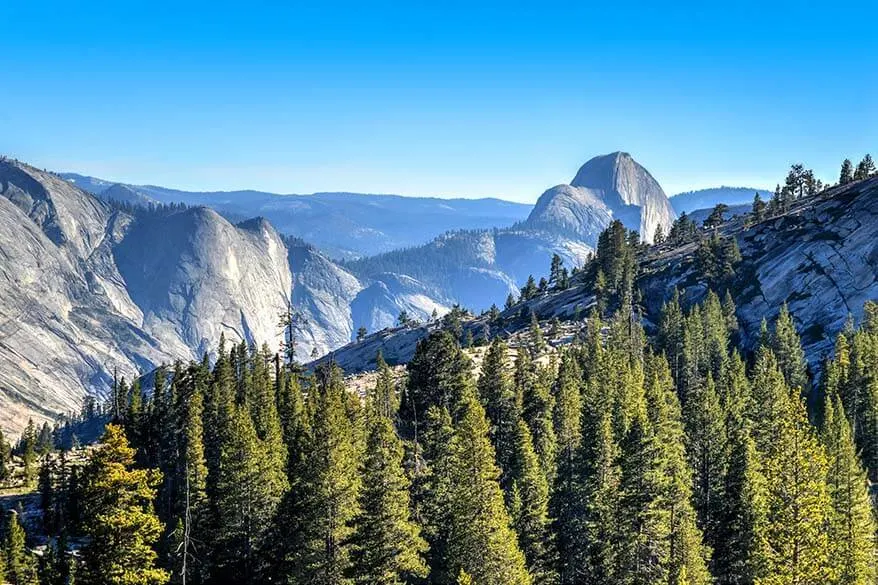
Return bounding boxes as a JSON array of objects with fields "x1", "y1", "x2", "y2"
[
  {"x1": 527, "y1": 152, "x2": 676, "y2": 243},
  {"x1": 0, "y1": 160, "x2": 293, "y2": 434},
  {"x1": 113, "y1": 212, "x2": 293, "y2": 358},
  {"x1": 640, "y1": 176, "x2": 878, "y2": 368}
]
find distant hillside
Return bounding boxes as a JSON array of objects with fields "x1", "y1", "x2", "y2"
[
  {"x1": 670, "y1": 186, "x2": 771, "y2": 215},
  {"x1": 62, "y1": 173, "x2": 532, "y2": 259}
]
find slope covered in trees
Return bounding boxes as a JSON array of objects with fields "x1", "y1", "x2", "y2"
[{"x1": 4, "y1": 280, "x2": 878, "y2": 585}]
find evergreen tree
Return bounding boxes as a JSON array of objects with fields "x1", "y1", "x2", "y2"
[
  {"x1": 752, "y1": 193, "x2": 766, "y2": 222},
  {"x1": 371, "y1": 351, "x2": 399, "y2": 420},
  {"x1": 0, "y1": 428, "x2": 9, "y2": 483},
  {"x1": 169, "y1": 365, "x2": 209, "y2": 584},
  {"x1": 477, "y1": 337, "x2": 519, "y2": 489},
  {"x1": 712, "y1": 410, "x2": 768, "y2": 585},
  {"x1": 821, "y1": 393, "x2": 876, "y2": 585},
  {"x1": 615, "y1": 355, "x2": 711, "y2": 585},
  {"x1": 3, "y1": 510, "x2": 39, "y2": 585},
  {"x1": 529, "y1": 311, "x2": 545, "y2": 356},
  {"x1": 402, "y1": 331, "x2": 472, "y2": 434},
  {"x1": 518, "y1": 354, "x2": 557, "y2": 485},
  {"x1": 839, "y1": 159, "x2": 854, "y2": 185},
  {"x1": 754, "y1": 380, "x2": 831, "y2": 584},
  {"x1": 549, "y1": 254, "x2": 564, "y2": 287},
  {"x1": 212, "y1": 404, "x2": 288, "y2": 582},
  {"x1": 508, "y1": 419, "x2": 554, "y2": 583},
  {"x1": 771, "y1": 304, "x2": 809, "y2": 392},
  {"x1": 79, "y1": 424, "x2": 168, "y2": 585},
  {"x1": 704, "y1": 203, "x2": 730, "y2": 230},
  {"x1": 418, "y1": 406, "x2": 457, "y2": 584},
  {"x1": 854, "y1": 154, "x2": 875, "y2": 180},
  {"x1": 684, "y1": 375, "x2": 727, "y2": 552},
  {"x1": 349, "y1": 409, "x2": 428, "y2": 584},
  {"x1": 19, "y1": 419, "x2": 38, "y2": 482},
  {"x1": 521, "y1": 275, "x2": 539, "y2": 301},
  {"x1": 287, "y1": 365, "x2": 362, "y2": 585},
  {"x1": 571, "y1": 403, "x2": 621, "y2": 585},
  {"x1": 445, "y1": 392, "x2": 532, "y2": 585}
]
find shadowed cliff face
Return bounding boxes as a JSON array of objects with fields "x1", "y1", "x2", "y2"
[{"x1": 526, "y1": 152, "x2": 676, "y2": 243}]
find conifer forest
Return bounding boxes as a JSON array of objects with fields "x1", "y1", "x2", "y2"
[{"x1": 2, "y1": 210, "x2": 878, "y2": 585}]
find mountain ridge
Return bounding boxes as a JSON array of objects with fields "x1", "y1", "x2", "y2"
[{"x1": 314, "y1": 175, "x2": 878, "y2": 377}]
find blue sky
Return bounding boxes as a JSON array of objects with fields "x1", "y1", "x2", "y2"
[{"x1": 2, "y1": 1, "x2": 876, "y2": 202}]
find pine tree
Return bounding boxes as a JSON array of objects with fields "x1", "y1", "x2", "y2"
[
  {"x1": 549, "y1": 254, "x2": 564, "y2": 288},
  {"x1": 371, "y1": 351, "x2": 399, "y2": 420},
  {"x1": 521, "y1": 275, "x2": 538, "y2": 301},
  {"x1": 19, "y1": 419, "x2": 38, "y2": 482},
  {"x1": 3, "y1": 510, "x2": 39, "y2": 585},
  {"x1": 529, "y1": 311, "x2": 545, "y2": 356},
  {"x1": 445, "y1": 392, "x2": 532, "y2": 585},
  {"x1": 839, "y1": 159, "x2": 855, "y2": 185},
  {"x1": 212, "y1": 404, "x2": 288, "y2": 582},
  {"x1": 402, "y1": 331, "x2": 472, "y2": 434},
  {"x1": 645, "y1": 355, "x2": 712, "y2": 585},
  {"x1": 821, "y1": 393, "x2": 876, "y2": 585},
  {"x1": 754, "y1": 382, "x2": 831, "y2": 584},
  {"x1": 79, "y1": 424, "x2": 169, "y2": 585},
  {"x1": 752, "y1": 193, "x2": 766, "y2": 222},
  {"x1": 477, "y1": 337, "x2": 519, "y2": 489},
  {"x1": 580, "y1": 406, "x2": 621, "y2": 585},
  {"x1": 287, "y1": 364, "x2": 362, "y2": 585},
  {"x1": 349, "y1": 409, "x2": 428, "y2": 584},
  {"x1": 0, "y1": 427, "x2": 9, "y2": 482},
  {"x1": 854, "y1": 154, "x2": 875, "y2": 180},
  {"x1": 771, "y1": 304, "x2": 809, "y2": 392},
  {"x1": 519, "y1": 356, "x2": 557, "y2": 485},
  {"x1": 712, "y1": 407, "x2": 768, "y2": 585},
  {"x1": 684, "y1": 375, "x2": 727, "y2": 551},
  {"x1": 659, "y1": 290, "x2": 686, "y2": 384},
  {"x1": 418, "y1": 406, "x2": 457, "y2": 584},
  {"x1": 169, "y1": 365, "x2": 208, "y2": 584},
  {"x1": 508, "y1": 419, "x2": 554, "y2": 583}
]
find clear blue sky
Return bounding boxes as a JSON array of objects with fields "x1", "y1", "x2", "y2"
[{"x1": 2, "y1": 1, "x2": 875, "y2": 202}]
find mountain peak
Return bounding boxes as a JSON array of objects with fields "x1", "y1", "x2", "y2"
[{"x1": 526, "y1": 152, "x2": 675, "y2": 243}]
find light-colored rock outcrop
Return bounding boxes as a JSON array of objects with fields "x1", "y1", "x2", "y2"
[
  {"x1": 0, "y1": 161, "x2": 295, "y2": 434},
  {"x1": 527, "y1": 152, "x2": 676, "y2": 243}
]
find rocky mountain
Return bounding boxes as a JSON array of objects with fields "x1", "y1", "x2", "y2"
[
  {"x1": 62, "y1": 173, "x2": 532, "y2": 259},
  {"x1": 315, "y1": 176, "x2": 878, "y2": 379},
  {"x1": 670, "y1": 186, "x2": 772, "y2": 215},
  {"x1": 286, "y1": 237, "x2": 446, "y2": 358},
  {"x1": 0, "y1": 161, "x2": 469, "y2": 433},
  {"x1": 0, "y1": 160, "x2": 293, "y2": 434},
  {"x1": 346, "y1": 152, "x2": 677, "y2": 311},
  {"x1": 527, "y1": 151, "x2": 676, "y2": 243}
]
